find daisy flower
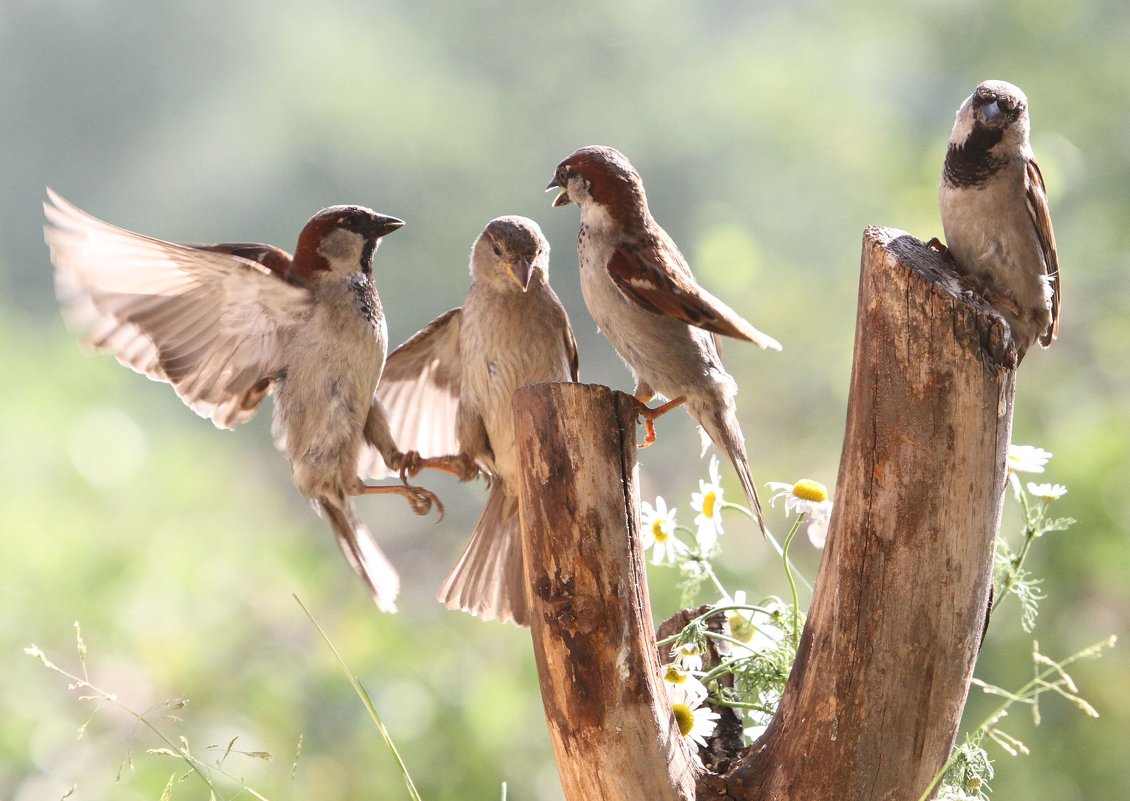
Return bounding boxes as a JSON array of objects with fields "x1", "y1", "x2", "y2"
[
  {"x1": 691, "y1": 456, "x2": 725, "y2": 552},
  {"x1": 1027, "y1": 482, "x2": 1067, "y2": 502},
  {"x1": 640, "y1": 497, "x2": 686, "y2": 565},
  {"x1": 661, "y1": 663, "x2": 708, "y2": 702},
  {"x1": 722, "y1": 590, "x2": 784, "y2": 658},
  {"x1": 1007, "y1": 444, "x2": 1053, "y2": 495},
  {"x1": 671, "y1": 641, "x2": 704, "y2": 673},
  {"x1": 665, "y1": 681, "x2": 720, "y2": 753},
  {"x1": 766, "y1": 479, "x2": 832, "y2": 548},
  {"x1": 1007, "y1": 444, "x2": 1052, "y2": 474}
]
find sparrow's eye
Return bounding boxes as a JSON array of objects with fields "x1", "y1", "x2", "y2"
[{"x1": 491, "y1": 242, "x2": 502, "y2": 257}]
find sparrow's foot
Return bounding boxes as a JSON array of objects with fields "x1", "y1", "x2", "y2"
[
  {"x1": 400, "y1": 451, "x2": 480, "y2": 482},
  {"x1": 635, "y1": 396, "x2": 686, "y2": 449},
  {"x1": 926, "y1": 237, "x2": 953, "y2": 261},
  {"x1": 356, "y1": 482, "x2": 445, "y2": 520}
]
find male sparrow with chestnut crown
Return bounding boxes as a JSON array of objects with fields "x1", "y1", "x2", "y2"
[
  {"x1": 939, "y1": 80, "x2": 1061, "y2": 361},
  {"x1": 44, "y1": 190, "x2": 442, "y2": 613},
  {"x1": 547, "y1": 146, "x2": 781, "y2": 534},
  {"x1": 366, "y1": 216, "x2": 578, "y2": 625}
]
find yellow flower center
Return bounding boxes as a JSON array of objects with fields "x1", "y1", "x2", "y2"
[
  {"x1": 664, "y1": 666, "x2": 687, "y2": 684},
  {"x1": 651, "y1": 519, "x2": 671, "y2": 542},
  {"x1": 672, "y1": 703, "x2": 695, "y2": 737},
  {"x1": 792, "y1": 479, "x2": 828, "y2": 503},
  {"x1": 702, "y1": 490, "x2": 717, "y2": 519},
  {"x1": 727, "y1": 612, "x2": 755, "y2": 644}
]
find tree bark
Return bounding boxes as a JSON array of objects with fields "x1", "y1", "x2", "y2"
[
  {"x1": 704, "y1": 227, "x2": 1017, "y2": 800},
  {"x1": 513, "y1": 382, "x2": 698, "y2": 801}
]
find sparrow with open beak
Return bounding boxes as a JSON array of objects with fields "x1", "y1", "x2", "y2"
[
  {"x1": 547, "y1": 146, "x2": 781, "y2": 534},
  {"x1": 939, "y1": 80, "x2": 1061, "y2": 361},
  {"x1": 367, "y1": 216, "x2": 578, "y2": 625},
  {"x1": 43, "y1": 190, "x2": 441, "y2": 612}
]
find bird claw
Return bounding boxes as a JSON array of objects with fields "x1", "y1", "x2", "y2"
[
  {"x1": 355, "y1": 479, "x2": 445, "y2": 520},
  {"x1": 639, "y1": 418, "x2": 658, "y2": 449},
  {"x1": 400, "y1": 482, "x2": 445, "y2": 520},
  {"x1": 634, "y1": 396, "x2": 686, "y2": 448}
]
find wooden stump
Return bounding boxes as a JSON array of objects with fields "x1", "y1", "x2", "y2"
[
  {"x1": 513, "y1": 382, "x2": 698, "y2": 801},
  {"x1": 707, "y1": 227, "x2": 1017, "y2": 800}
]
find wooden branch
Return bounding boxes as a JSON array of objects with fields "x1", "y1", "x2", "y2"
[
  {"x1": 705, "y1": 227, "x2": 1017, "y2": 800},
  {"x1": 513, "y1": 382, "x2": 697, "y2": 801}
]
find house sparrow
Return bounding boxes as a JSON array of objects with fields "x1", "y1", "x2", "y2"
[
  {"x1": 364, "y1": 216, "x2": 578, "y2": 625},
  {"x1": 547, "y1": 146, "x2": 781, "y2": 534},
  {"x1": 43, "y1": 189, "x2": 442, "y2": 613},
  {"x1": 939, "y1": 80, "x2": 1061, "y2": 361}
]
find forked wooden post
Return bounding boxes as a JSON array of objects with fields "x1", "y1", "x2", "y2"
[
  {"x1": 513, "y1": 382, "x2": 697, "y2": 801},
  {"x1": 514, "y1": 227, "x2": 1017, "y2": 801}
]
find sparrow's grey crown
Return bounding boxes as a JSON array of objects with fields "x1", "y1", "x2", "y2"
[{"x1": 483, "y1": 215, "x2": 546, "y2": 261}]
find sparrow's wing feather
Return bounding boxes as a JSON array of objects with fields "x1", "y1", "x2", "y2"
[
  {"x1": 44, "y1": 189, "x2": 311, "y2": 429},
  {"x1": 361, "y1": 307, "x2": 463, "y2": 478},
  {"x1": 193, "y1": 242, "x2": 294, "y2": 278},
  {"x1": 1025, "y1": 159, "x2": 1061, "y2": 345},
  {"x1": 544, "y1": 283, "x2": 581, "y2": 382},
  {"x1": 607, "y1": 238, "x2": 782, "y2": 350},
  {"x1": 566, "y1": 324, "x2": 581, "y2": 382}
]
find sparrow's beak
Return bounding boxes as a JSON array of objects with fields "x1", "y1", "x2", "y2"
[
  {"x1": 369, "y1": 215, "x2": 406, "y2": 238},
  {"x1": 978, "y1": 100, "x2": 1004, "y2": 126},
  {"x1": 506, "y1": 256, "x2": 533, "y2": 291},
  {"x1": 546, "y1": 177, "x2": 571, "y2": 207}
]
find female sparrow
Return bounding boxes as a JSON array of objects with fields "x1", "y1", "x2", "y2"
[{"x1": 369, "y1": 216, "x2": 578, "y2": 625}]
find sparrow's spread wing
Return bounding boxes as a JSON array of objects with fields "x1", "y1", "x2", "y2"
[
  {"x1": 44, "y1": 189, "x2": 311, "y2": 429},
  {"x1": 361, "y1": 307, "x2": 463, "y2": 478},
  {"x1": 1025, "y1": 159, "x2": 1061, "y2": 346},
  {"x1": 607, "y1": 233, "x2": 782, "y2": 350}
]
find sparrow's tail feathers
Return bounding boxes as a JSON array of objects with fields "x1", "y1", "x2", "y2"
[
  {"x1": 701, "y1": 405, "x2": 816, "y2": 592},
  {"x1": 437, "y1": 485, "x2": 527, "y2": 627},
  {"x1": 702, "y1": 404, "x2": 768, "y2": 537},
  {"x1": 320, "y1": 495, "x2": 400, "y2": 613}
]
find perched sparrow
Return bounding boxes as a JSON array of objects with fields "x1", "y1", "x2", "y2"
[
  {"x1": 939, "y1": 80, "x2": 1061, "y2": 360},
  {"x1": 43, "y1": 190, "x2": 442, "y2": 613},
  {"x1": 547, "y1": 146, "x2": 781, "y2": 533},
  {"x1": 367, "y1": 216, "x2": 578, "y2": 625}
]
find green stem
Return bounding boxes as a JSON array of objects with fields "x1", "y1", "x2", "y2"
[
  {"x1": 707, "y1": 698, "x2": 777, "y2": 714},
  {"x1": 296, "y1": 596, "x2": 423, "y2": 801},
  {"x1": 916, "y1": 637, "x2": 1115, "y2": 801},
  {"x1": 700, "y1": 560, "x2": 730, "y2": 599},
  {"x1": 29, "y1": 656, "x2": 240, "y2": 801},
  {"x1": 722, "y1": 501, "x2": 813, "y2": 592},
  {"x1": 782, "y1": 515, "x2": 804, "y2": 647},
  {"x1": 655, "y1": 602, "x2": 787, "y2": 648},
  {"x1": 993, "y1": 487, "x2": 1041, "y2": 615}
]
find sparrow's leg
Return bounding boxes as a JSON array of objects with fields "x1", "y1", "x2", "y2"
[
  {"x1": 399, "y1": 451, "x2": 481, "y2": 482},
  {"x1": 635, "y1": 395, "x2": 686, "y2": 449},
  {"x1": 356, "y1": 482, "x2": 445, "y2": 520}
]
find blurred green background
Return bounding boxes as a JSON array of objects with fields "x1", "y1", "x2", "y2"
[{"x1": 3, "y1": 1, "x2": 1128, "y2": 799}]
